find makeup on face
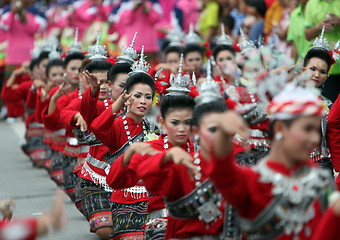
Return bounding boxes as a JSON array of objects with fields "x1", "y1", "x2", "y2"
[
  {"x1": 304, "y1": 57, "x2": 328, "y2": 88},
  {"x1": 128, "y1": 83, "x2": 153, "y2": 117}
]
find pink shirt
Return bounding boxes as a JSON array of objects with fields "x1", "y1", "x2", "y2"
[
  {"x1": 176, "y1": 0, "x2": 198, "y2": 33},
  {"x1": 1, "y1": 10, "x2": 45, "y2": 65},
  {"x1": 120, "y1": 1, "x2": 162, "y2": 52},
  {"x1": 70, "y1": 0, "x2": 112, "y2": 40}
]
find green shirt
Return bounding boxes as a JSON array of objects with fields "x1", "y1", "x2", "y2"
[
  {"x1": 287, "y1": 4, "x2": 313, "y2": 59},
  {"x1": 305, "y1": 0, "x2": 340, "y2": 74},
  {"x1": 199, "y1": 1, "x2": 219, "y2": 37}
]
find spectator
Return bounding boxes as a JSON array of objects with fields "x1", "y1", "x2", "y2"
[
  {"x1": 244, "y1": 0, "x2": 267, "y2": 44},
  {"x1": 263, "y1": 0, "x2": 285, "y2": 41},
  {"x1": 287, "y1": 0, "x2": 313, "y2": 62},
  {"x1": 198, "y1": 0, "x2": 220, "y2": 43}
]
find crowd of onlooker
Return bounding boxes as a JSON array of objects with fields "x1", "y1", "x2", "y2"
[{"x1": 0, "y1": 0, "x2": 340, "y2": 119}]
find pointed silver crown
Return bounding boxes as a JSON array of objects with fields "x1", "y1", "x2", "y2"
[
  {"x1": 195, "y1": 60, "x2": 224, "y2": 104},
  {"x1": 239, "y1": 28, "x2": 255, "y2": 52},
  {"x1": 184, "y1": 23, "x2": 201, "y2": 46},
  {"x1": 216, "y1": 24, "x2": 233, "y2": 46},
  {"x1": 117, "y1": 32, "x2": 138, "y2": 64},
  {"x1": 311, "y1": 26, "x2": 329, "y2": 50},
  {"x1": 68, "y1": 28, "x2": 82, "y2": 54},
  {"x1": 30, "y1": 44, "x2": 41, "y2": 60},
  {"x1": 166, "y1": 28, "x2": 184, "y2": 47},
  {"x1": 48, "y1": 46, "x2": 61, "y2": 61},
  {"x1": 166, "y1": 54, "x2": 191, "y2": 96},
  {"x1": 41, "y1": 35, "x2": 59, "y2": 52},
  {"x1": 88, "y1": 32, "x2": 107, "y2": 61},
  {"x1": 130, "y1": 46, "x2": 151, "y2": 74}
]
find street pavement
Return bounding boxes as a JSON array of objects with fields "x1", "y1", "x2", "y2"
[{"x1": 0, "y1": 119, "x2": 98, "y2": 240}]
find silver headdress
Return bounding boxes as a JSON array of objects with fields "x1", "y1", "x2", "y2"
[
  {"x1": 216, "y1": 24, "x2": 233, "y2": 46},
  {"x1": 184, "y1": 23, "x2": 201, "y2": 46},
  {"x1": 166, "y1": 28, "x2": 184, "y2": 47},
  {"x1": 166, "y1": 54, "x2": 191, "y2": 96},
  {"x1": 88, "y1": 32, "x2": 107, "y2": 61},
  {"x1": 68, "y1": 28, "x2": 82, "y2": 54},
  {"x1": 30, "y1": 44, "x2": 41, "y2": 60},
  {"x1": 41, "y1": 35, "x2": 59, "y2": 52},
  {"x1": 195, "y1": 60, "x2": 224, "y2": 104},
  {"x1": 48, "y1": 46, "x2": 61, "y2": 61},
  {"x1": 311, "y1": 26, "x2": 329, "y2": 50},
  {"x1": 130, "y1": 46, "x2": 151, "y2": 74},
  {"x1": 239, "y1": 28, "x2": 255, "y2": 53},
  {"x1": 117, "y1": 32, "x2": 138, "y2": 64}
]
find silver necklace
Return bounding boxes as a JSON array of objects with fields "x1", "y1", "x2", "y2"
[
  {"x1": 193, "y1": 152, "x2": 202, "y2": 187},
  {"x1": 104, "y1": 99, "x2": 109, "y2": 109},
  {"x1": 122, "y1": 115, "x2": 147, "y2": 145},
  {"x1": 163, "y1": 136, "x2": 191, "y2": 153}
]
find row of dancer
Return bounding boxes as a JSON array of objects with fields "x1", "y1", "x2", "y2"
[{"x1": 2, "y1": 24, "x2": 340, "y2": 240}]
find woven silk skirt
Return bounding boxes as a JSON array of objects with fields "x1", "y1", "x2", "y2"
[
  {"x1": 111, "y1": 201, "x2": 149, "y2": 240},
  {"x1": 50, "y1": 150, "x2": 64, "y2": 185},
  {"x1": 79, "y1": 178, "x2": 113, "y2": 232},
  {"x1": 62, "y1": 154, "x2": 77, "y2": 201}
]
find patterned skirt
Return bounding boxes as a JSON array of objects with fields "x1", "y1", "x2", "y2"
[
  {"x1": 62, "y1": 154, "x2": 78, "y2": 201},
  {"x1": 111, "y1": 201, "x2": 149, "y2": 240},
  {"x1": 79, "y1": 178, "x2": 113, "y2": 232},
  {"x1": 50, "y1": 150, "x2": 64, "y2": 186},
  {"x1": 235, "y1": 149, "x2": 269, "y2": 166},
  {"x1": 25, "y1": 135, "x2": 52, "y2": 166}
]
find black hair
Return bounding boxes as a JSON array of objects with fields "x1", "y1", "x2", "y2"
[
  {"x1": 37, "y1": 51, "x2": 50, "y2": 66},
  {"x1": 161, "y1": 40, "x2": 171, "y2": 53},
  {"x1": 80, "y1": 58, "x2": 91, "y2": 72},
  {"x1": 29, "y1": 58, "x2": 39, "y2": 72},
  {"x1": 192, "y1": 101, "x2": 228, "y2": 127},
  {"x1": 303, "y1": 48, "x2": 333, "y2": 73},
  {"x1": 124, "y1": 72, "x2": 155, "y2": 97},
  {"x1": 244, "y1": 0, "x2": 267, "y2": 17},
  {"x1": 108, "y1": 62, "x2": 132, "y2": 83},
  {"x1": 160, "y1": 95, "x2": 196, "y2": 119},
  {"x1": 85, "y1": 60, "x2": 112, "y2": 73},
  {"x1": 64, "y1": 52, "x2": 85, "y2": 67},
  {"x1": 268, "y1": 119, "x2": 295, "y2": 140},
  {"x1": 165, "y1": 46, "x2": 182, "y2": 57},
  {"x1": 183, "y1": 44, "x2": 204, "y2": 58},
  {"x1": 212, "y1": 44, "x2": 236, "y2": 60},
  {"x1": 46, "y1": 59, "x2": 65, "y2": 77}
]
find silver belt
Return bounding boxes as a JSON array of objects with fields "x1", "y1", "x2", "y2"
[
  {"x1": 86, "y1": 154, "x2": 109, "y2": 170},
  {"x1": 148, "y1": 208, "x2": 168, "y2": 220},
  {"x1": 79, "y1": 145, "x2": 90, "y2": 153},
  {"x1": 29, "y1": 122, "x2": 44, "y2": 128},
  {"x1": 54, "y1": 128, "x2": 66, "y2": 136},
  {"x1": 249, "y1": 129, "x2": 268, "y2": 138}
]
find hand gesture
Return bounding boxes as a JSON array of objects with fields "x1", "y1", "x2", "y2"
[
  {"x1": 33, "y1": 79, "x2": 46, "y2": 89},
  {"x1": 76, "y1": 114, "x2": 87, "y2": 132},
  {"x1": 164, "y1": 147, "x2": 197, "y2": 177},
  {"x1": 54, "y1": 82, "x2": 71, "y2": 99},
  {"x1": 132, "y1": 142, "x2": 160, "y2": 156},
  {"x1": 0, "y1": 199, "x2": 15, "y2": 220},
  {"x1": 83, "y1": 70, "x2": 105, "y2": 89},
  {"x1": 49, "y1": 188, "x2": 66, "y2": 232},
  {"x1": 217, "y1": 111, "x2": 250, "y2": 139}
]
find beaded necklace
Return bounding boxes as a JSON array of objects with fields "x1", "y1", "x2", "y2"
[
  {"x1": 103, "y1": 99, "x2": 109, "y2": 109},
  {"x1": 122, "y1": 115, "x2": 147, "y2": 145},
  {"x1": 163, "y1": 136, "x2": 191, "y2": 153}
]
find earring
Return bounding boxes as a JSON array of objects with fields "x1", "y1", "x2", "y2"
[
  {"x1": 194, "y1": 135, "x2": 200, "y2": 152},
  {"x1": 275, "y1": 132, "x2": 282, "y2": 141},
  {"x1": 109, "y1": 87, "x2": 112, "y2": 92}
]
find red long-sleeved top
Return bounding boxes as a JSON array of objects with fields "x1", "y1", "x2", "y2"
[
  {"x1": 78, "y1": 86, "x2": 112, "y2": 182},
  {"x1": 327, "y1": 94, "x2": 340, "y2": 172},
  {"x1": 0, "y1": 218, "x2": 37, "y2": 240},
  {"x1": 137, "y1": 150, "x2": 224, "y2": 239},
  {"x1": 91, "y1": 106, "x2": 144, "y2": 155},
  {"x1": 106, "y1": 135, "x2": 194, "y2": 212},
  {"x1": 209, "y1": 152, "x2": 332, "y2": 240}
]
